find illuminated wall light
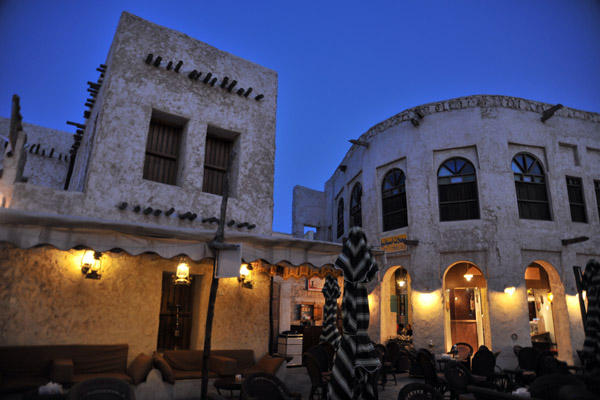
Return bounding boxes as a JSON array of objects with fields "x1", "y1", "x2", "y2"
[
  {"x1": 80, "y1": 250, "x2": 102, "y2": 279},
  {"x1": 504, "y1": 286, "x2": 516, "y2": 295},
  {"x1": 238, "y1": 263, "x2": 253, "y2": 289},
  {"x1": 547, "y1": 292, "x2": 553, "y2": 303},
  {"x1": 173, "y1": 259, "x2": 191, "y2": 286}
]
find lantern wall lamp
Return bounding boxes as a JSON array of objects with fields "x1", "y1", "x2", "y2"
[
  {"x1": 173, "y1": 259, "x2": 192, "y2": 286},
  {"x1": 238, "y1": 263, "x2": 253, "y2": 289},
  {"x1": 81, "y1": 250, "x2": 102, "y2": 279}
]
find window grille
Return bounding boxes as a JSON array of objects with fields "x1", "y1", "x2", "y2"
[
  {"x1": 512, "y1": 153, "x2": 551, "y2": 220},
  {"x1": 143, "y1": 119, "x2": 182, "y2": 185},
  {"x1": 337, "y1": 198, "x2": 344, "y2": 238},
  {"x1": 437, "y1": 158, "x2": 480, "y2": 221},
  {"x1": 203, "y1": 135, "x2": 232, "y2": 196},
  {"x1": 350, "y1": 183, "x2": 362, "y2": 228},
  {"x1": 566, "y1": 176, "x2": 587, "y2": 223},
  {"x1": 382, "y1": 169, "x2": 408, "y2": 231}
]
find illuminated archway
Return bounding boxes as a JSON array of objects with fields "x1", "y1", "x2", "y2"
[
  {"x1": 443, "y1": 262, "x2": 491, "y2": 353},
  {"x1": 524, "y1": 260, "x2": 571, "y2": 360},
  {"x1": 380, "y1": 266, "x2": 413, "y2": 343}
]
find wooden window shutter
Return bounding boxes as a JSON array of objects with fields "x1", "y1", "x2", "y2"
[
  {"x1": 143, "y1": 120, "x2": 182, "y2": 185},
  {"x1": 203, "y1": 135, "x2": 232, "y2": 195}
]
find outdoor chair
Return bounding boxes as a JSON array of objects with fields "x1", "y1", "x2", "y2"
[
  {"x1": 454, "y1": 342, "x2": 474, "y2": 370},
  {"x1": 443, "y1": 360, "x2": 491, "y2": 400},
  {"x1": 504, "y1": 346, "x2": 539, "y2": 387},
  {"x1": 467, "y1": 385, "x2": 543, "y2": 400},
  {"x1": 66, "y1": 377, "x2": 135, "y2": 400},
  {"x1": 241, "y1": 372, "x2": 302, "y2": 400},
  {"x1": 397, "y1": 382, "x2": 444, "y2": 400},
  {"x1": 374, "y1": 343, "x2": 387, "y2": 390},
  {"x1": 318, "y1": 341, "x2": 336, "y2": 370},
  {"x1": 417, "y1": 348, "x2": 448, "y2": 396},
  {"x1": 471, "y1": 346, "x2": 510, "y2": 391},
  {"x1": 405, "y1": 347, "x2": 424, "y2": 378},
  {"x1": 307, "y1": 345, "x2": 330, "y2": 373},
  {"x1": 303, "y1": 352, "x2": 329, "y2": 400},
  {"x1": 528, "y1": 373, "x2": 585, "y2": 400},
  {"x1": 383, "y1": 341, "x2": 401, "y2": 386},
  {"x1": 534, "y1": 350, "x2": 556, "y2": 377}
]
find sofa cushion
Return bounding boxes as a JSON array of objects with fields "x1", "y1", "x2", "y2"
[
  {"x1": 241, "y1": 354, "x2": 284, "y2": 376},
  {"x1": 210, "y1": 355, "x2": 237, "y2": 377},
  {"x1": 50, "y1": 358, "x2": 74, "y2": 384},
  {"x1": 71, "y1": 372, "x2": 133, "y2": 384},
  {"x1": 212, "y1": 350, "x2": 255, "y2": 373},
  {"x1": 153, "y1": 353, "x2": 175, "y2": 384},
  {"x1": 171, "y1": 369, "x2": 219, "y2": 380},
  {"x1": 163, "y1": 350, "x2": 203, "y2": 371},
  {"x1": 127, "y1": 353, "x2": 153, "y2": 384}
]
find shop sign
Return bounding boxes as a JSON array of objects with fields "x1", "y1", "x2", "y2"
[{"x1": 380, "y1": 234, "x2": 407, "y2": 252}]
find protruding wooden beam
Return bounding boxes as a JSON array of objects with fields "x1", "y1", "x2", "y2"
[
  {"x1": 561, "y1": 236, "x2": 589, "y2": 245},
  {"x1": 541, "y1": 104, "x2": 563, "y2": 122},
  {"x1": 349, "y1": 139, "x2": 369, "y2": 148}
]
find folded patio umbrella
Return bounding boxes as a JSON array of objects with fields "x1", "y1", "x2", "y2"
[
  {"x1": 328, "y1": 227, "x2": 382, "y2": 400},
  {"x1": 320, "y1": 275, "x2": 342, "y2": 348},
  {"x1": 581, "y1": 259, "x2": 600, "y2": 374}
]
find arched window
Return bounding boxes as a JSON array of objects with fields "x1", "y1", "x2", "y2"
[
  {"x1": 512, "y1": 153, "x2": 551, "y2": 220},
  {"x1": 337, "y1": 198, "x2": 344, "y2": 238},
  {"x1": 437, "y1": 158, "x2": 480, "y2": 221},
  {"x1": 382, "y1": 169, "x2": 408, "y2": 231},
  {"x1": 350, "y1": 183, "x2": 362, "y2": 228}
]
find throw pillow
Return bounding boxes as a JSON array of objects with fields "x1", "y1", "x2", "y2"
[
  {"x1": 153, "y1": 352, "x2": 175, "y2": 384},
  {"x1": 127, "y1": 353, "x2": 153, "y2": 384}
]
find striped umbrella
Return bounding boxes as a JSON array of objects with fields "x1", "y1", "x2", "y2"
[
  {"x1": 320, "y1": 275, "x2": 342, "y2": 347},
  {"x1": 328, "y1": 227, "x2": 381, "y2": 400},
  {"x1": 581, "y1": 259, "x2": 600, "y2": 372}
]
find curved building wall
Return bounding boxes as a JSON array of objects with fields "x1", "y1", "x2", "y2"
[{"x1": 293, "y1": 95, "x2": 600, "y2": 366}]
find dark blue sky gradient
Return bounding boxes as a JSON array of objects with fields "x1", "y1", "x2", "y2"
[{"x1": 1, "y1": 0, "x2": 599, "y2": 233}]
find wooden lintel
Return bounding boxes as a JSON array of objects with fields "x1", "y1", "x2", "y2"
[{"x1": 561, "y1": 236, "x2": 589, "y2": 246}]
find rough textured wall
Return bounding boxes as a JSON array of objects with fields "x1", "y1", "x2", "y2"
[
  {"x1": 0, "y1": 244, "x2": 215, "y2": 363},
  {"x1": 211, "y1": 271, "x2": 271, "y2": 358},
  {"x1": 292, "y1": 186, "x2": 326, "y2": 239},
  {"x1": 9, "y1": 12, "x2": 277, "y2": 236}
]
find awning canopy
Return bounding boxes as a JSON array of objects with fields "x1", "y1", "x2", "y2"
[{"x1": 0, "y1": 209, "x2": 386, "y2": 272}]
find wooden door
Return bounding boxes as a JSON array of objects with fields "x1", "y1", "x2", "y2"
[{"x1": 157, "y1": 272, "x2": 195, "y2": 350}]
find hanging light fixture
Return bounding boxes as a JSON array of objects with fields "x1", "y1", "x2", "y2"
[
  {"x1": 81, "y1": 250, "x2": 102, "y2": 279},
  {"x1": 464, "y1": 265, "x2": 481, "y2": 281},
  {"x1": 173, "y1": 259, "x2": 191, "y2": 286},
  {"x1": 504, "y1": 286, "x2": 516, "y2": 295}
]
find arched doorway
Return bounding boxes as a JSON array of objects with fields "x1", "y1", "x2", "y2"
[
  {"x1": 443, "y1": 262, "x2": 490, "y2": 353},
  {"x1": 524, "y1": 261, "x2": 564, "y2": 354},
  {"x1": 380, "y1": 266, "x2": 413, "y2": 342}
]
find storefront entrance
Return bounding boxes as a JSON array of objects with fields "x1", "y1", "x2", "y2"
[{"x1": 443, "y1": 262, "x2": 490, "y2": 353}]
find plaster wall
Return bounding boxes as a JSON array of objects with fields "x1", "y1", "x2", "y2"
[
  {"x1": 9, "y1": 12, "x2": 278, "y2": 236},
  {"x1": 0, "y1": 244, "x2": 272, "y2": 362},
  {"x1": 294, "y1": 95, "x2": 600, "y2": 363},
  {"x1": 292, "y1": 186, "x2": 327, "y2": 239}
]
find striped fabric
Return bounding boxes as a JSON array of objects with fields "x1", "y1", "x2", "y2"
[
  {"x1": 329, "y1": 227, "x2": 381, "y2": 400},
  {"x1": 581, "y1": 259, "x2": 600, "y2": 372},
  {"x1": 320, "y1": 275, "x2": 342, "y2": 347}
]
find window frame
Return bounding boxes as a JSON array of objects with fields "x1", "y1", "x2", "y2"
[
  {"x1": 381, "y1": 168, "x2": 408, "y2": 231},
  {"x1": 566, "y1": 176, "x2": 587, "y2": 223},
  {"x1": 437, "y1": 157, "x2": 480, "y2": 222},
  {"x1": 202, "y1": 133, "x2": 233, "y2": 196},
  {"x1": 512, "y1": 153, "x2": 552, "y2": 221},
  {"x1": 337, "y1": 198, "x2": 345, "y2": 238},
  {"x1": 350, "y1": 183, "x2": 362, "y2": 228},
  {"x1": 143, "y1": 117, "x2": 183, "y2": 186}
]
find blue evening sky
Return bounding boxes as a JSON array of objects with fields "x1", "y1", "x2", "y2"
[{"x1": 1, "y1": 1, "x2": 599, "y2": 234}]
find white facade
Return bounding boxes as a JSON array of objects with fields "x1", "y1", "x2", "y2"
[
  {"x1": 293, "y1": 95, "x2": 600, "y2": 366},
  {"x1": 3, "y1": 12, "x2": 277, "y2": 236}
]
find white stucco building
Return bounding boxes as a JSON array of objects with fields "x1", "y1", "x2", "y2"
[{"x1": 293, "y1": 94, "x2": 600, "y2": 366}]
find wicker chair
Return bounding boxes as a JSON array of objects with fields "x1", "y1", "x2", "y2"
[
  {"x1": 241, "y1": 372, "x2": 302, "y2": 400},
  {"x1": 303, "y1": 352, "x2": 329, "y2": 400},
  {"x1": 383, "y1": 341, "x2": 401, "y2": 385},
  {"x1": 307, "y1": 345, "x2": 330, "y2": 373},
  {"x1": 66, "y1": 377, "x2": 135, "y2": 400},
  {"x1": 454, "y1": 342, "x2": 474, "y2": 370},
  {"x1": 443, "y1": 360, "x2": 491, "y2": 400},
  {"x1": 318, "y1": 341, "x2": 336, "y2": 370},
  {"x1": 471, "y1": 346, "x2": 510, "y2": 391},
  {"x1": 528, "y1": 373, "x2": 586, "y2": 400},
  {"x1": 398, "y1": 382, "x2": 444, "y2": 400},
  {"x1": 417, "y1": 349, "x2": 448, "y2": 396}
]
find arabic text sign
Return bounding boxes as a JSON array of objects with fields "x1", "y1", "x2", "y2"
[{"x1": 380, "y1": 234, "x2": 407, "y2": 252}]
